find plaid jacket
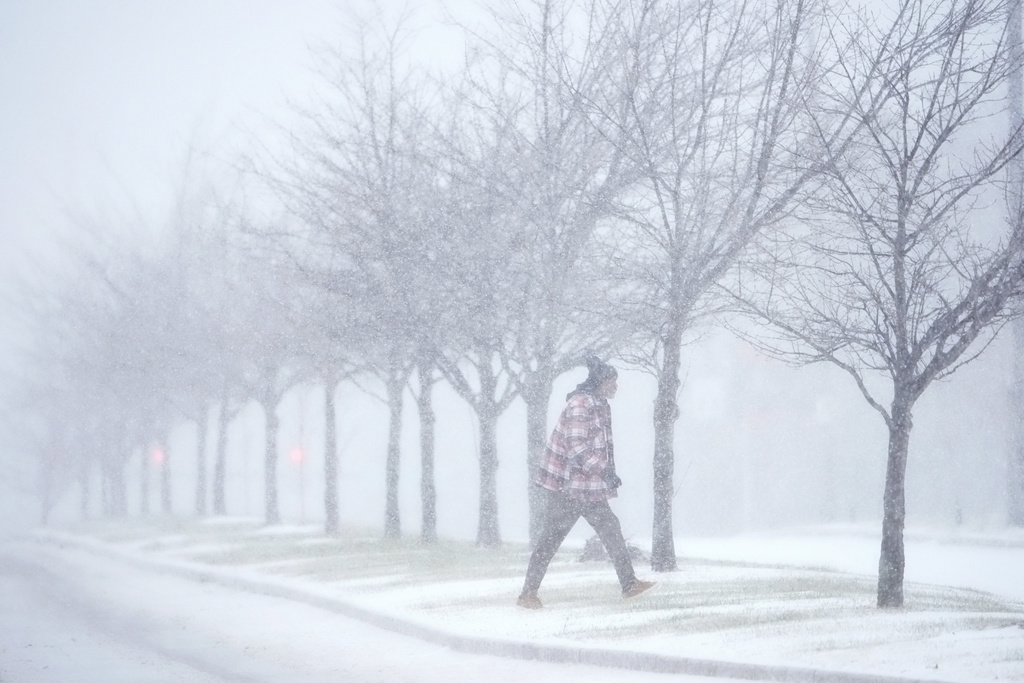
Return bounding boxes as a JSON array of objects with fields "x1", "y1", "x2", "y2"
[{"x1": 534, "y1": 390, "x2": 617, "y2": 502}]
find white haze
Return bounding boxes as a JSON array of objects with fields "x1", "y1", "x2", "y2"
[
  {"x1": 0, "y1": 0, "x2": 1016, "y2": 541},
  {"x1": 1, "y1": 1, "x2": 1021, "y2": 680}
]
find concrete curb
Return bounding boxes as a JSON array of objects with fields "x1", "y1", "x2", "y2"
[{"x1": 30, "y1": 530, "x2": 955, "y2": 683}]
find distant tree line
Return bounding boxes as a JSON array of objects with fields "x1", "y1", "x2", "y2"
[{"x1": 8, "y1": 0, "x2": 1024, "y2": 608}]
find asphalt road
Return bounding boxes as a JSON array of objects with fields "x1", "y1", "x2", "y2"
[{"x1": 0, "y1": 546, "x2": 230, "y2": 682}]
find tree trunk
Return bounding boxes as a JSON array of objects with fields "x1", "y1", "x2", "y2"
[
  {"x1": 1011, "y1": 319, "x2": 1024, "y2": 526},
  {"x1": 212, "y1": 401, "x2": 228, "y2": 515},
  {"x1": 264, "y1": 396, "x2": 281, "y2": 525},
  {"x1": 194, "y1": 406, "x2": 209, "y2": 516},
  {"x1": 41, "y1": 455, "x2": 55, "y2": 525},
  {"x1": 160, "y1": 450, "x2": 172, "y2": 515},
  {"x1": 101, "y1": 458, "x2": 111, "y2": 516},
  {"x1": 523, "y1": 370, "x2": 554, "y2": 547},
  {"x1": 384, "y1": 372, "x2": 404, "y2": 539},
  {"x1": 324, "y1": 377, "x2": 340, "y2": 536},
  {"x1": 1009, "y1": 0, "x2": 1024, "y2": 528},
  {"x1": 417, "y1": 362, "x2": 437, "y2": 543},
  {"x1": 472, "y1": 350, "x2": 502, "y2": 549},
  {"x1": 877, "y1": 394, "x2": 913, "y2": 607},
  {"x1": 1011, "y1": 386, "x2": 1024, "y2": 524},
  {"x1": 80, "y1": 459, "x2": 91, "y2": 519},
  {"x1": 106, "y1": 456, "x2": 127, "y2": 517},
  {"x1": 477, "y1": 402, "x2": 502, "y2": 548},
  {"x1": 651, "y1": 330, "x2": 682, "y2": 572},
  {"x1": 139, "y1": 448, "x2": 150, "y2": 516}
]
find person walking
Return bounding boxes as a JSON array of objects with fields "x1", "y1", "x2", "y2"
[{"x1": 517, "y1": 357, "x2": 655, "y2": 609}]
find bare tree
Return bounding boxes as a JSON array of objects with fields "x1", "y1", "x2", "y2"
[
  {"x1": 198, "y1": 219, "x2": 273, "y2": 519},
  {"x1": 428, "y1": 126, "x2": 523, "y2": 548},
  {"x1": 602, "y1": 0, "x2": 832, "y2": 571},
  {"x1": 738, "y1": 0, "x2": 1024, "y2": 607},
  {"x1": 459, "y1": 0, "x2": 644, "y2": 544},
  {"x1": 160, "y1": 191, "x2": 234, "y2": 518},
  {"x1": 1008, "y1": 0, "x2": 1024, "y2": 527},
  {"x1": 228, "y1": 236, "x2": 308, "y2": 526},
  {"x1": 266, "y1": 6, "x2": 446, "y2": 539},
  {"x1": 11, "y1": 216, "x2": 189, "y2": 520}
]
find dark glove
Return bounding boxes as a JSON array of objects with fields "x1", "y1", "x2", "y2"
[{"x1": 604, "y1": 470, "x2": 622, "y2": 489}]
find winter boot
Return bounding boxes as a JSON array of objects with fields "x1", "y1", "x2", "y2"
[{"x1": 622, "y1": 579, "x2": 656, "y2": 599}]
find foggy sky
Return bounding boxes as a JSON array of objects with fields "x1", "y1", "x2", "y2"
[{"x1": 1, "y1": 0, "x2": 1016, "y2": 539}]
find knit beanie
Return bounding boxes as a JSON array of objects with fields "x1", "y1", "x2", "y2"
[{"x1": 569, "y1": 356, "x2": 618, "y2": 399}]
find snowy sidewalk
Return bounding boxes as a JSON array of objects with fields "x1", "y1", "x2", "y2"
[{"x1": 26, "y1": 520, "x2": 1024, "y2": 683}]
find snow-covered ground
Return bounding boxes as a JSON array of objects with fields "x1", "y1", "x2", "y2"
[
  {"x1": 0, "y1": 539, "x2": 718, "y2": 683},
  {"x1": 6, "y1": 520, "x2": 1024, "y2": 682}
]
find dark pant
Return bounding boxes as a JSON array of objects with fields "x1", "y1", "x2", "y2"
[{"x1": 521, "y1": 489, "x2": 637, "y2": 595}]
